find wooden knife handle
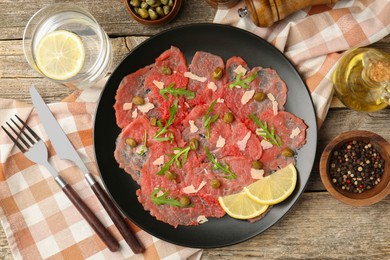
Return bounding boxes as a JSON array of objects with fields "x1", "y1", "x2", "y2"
[
  {"x1": 89, "y1": 177, "x2": 145, "y2": 254},
  {"x1": 246, "y1": 0, "x2": 340, "y2": 27},
  {"x1": 62, "y1": 184, "x2": 120, "y2": 252}
]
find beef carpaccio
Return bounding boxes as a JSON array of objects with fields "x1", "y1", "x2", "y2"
[{"x1": 114, "y1": 46, "x2": 307, "y2": 228}]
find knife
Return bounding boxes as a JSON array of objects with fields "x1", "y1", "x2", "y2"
[{"x1": 30, "y1": 86, "x2": 144, "y2": 254}]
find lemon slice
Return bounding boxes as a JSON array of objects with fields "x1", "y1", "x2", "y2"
[
  {"x1": 218, "y1": 191, "x2": 269, "y2": 219},
  {"x1": 35, "y1": 30, "x2": 85, "y2": 81},
  {"x1": 244, "y1": 163, "x2": 297, "y2": 205}
]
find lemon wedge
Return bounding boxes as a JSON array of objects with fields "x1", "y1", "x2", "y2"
[
  {"x1": 244, "y1": 163, "x2": 297, "y2": 205},
  {"x1": 35, "y1": 30, "x2": 85, "y2": 81},
  {"x1": 218, "y1": 191, "x2": 269, "y2": 219}
]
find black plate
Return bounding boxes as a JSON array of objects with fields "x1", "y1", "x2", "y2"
[{"x1": 94, "y1": 24, "x2": 318, "y2": 248}]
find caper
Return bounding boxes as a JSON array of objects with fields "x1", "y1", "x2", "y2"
[
  {"x1": 168, "y1": 0, "x2": 174, "y2": 7},
  {"x1": 150, "y1": 0, "x2": 162, "y2": 8},
  {"x1": 161, "y1": 0, "x2": 169, "y2": 4},
  {"x1": 165, "y1": 170, "x2": 177, "y2": 180},
  {"x1": 210, "y1": 179, "x2": 221, "y2": 189},
  {"x1": 138, "y1": 8, "x2": 149, "y2": 19},
  {"x1": 282, "y1": 147, "x2": 295, "y2": 157},
  {"x1": 212, "y1": 67, "x2": 223, "y2": 80},
  {"x1": 156, "y1": 6, "x2": 164, "y2": 16},
  {"x1": 223, "y1": 111, "x2": 234, "y2": 123},
  {"x1": 161, "y1": 66, "x2": 172, "y2": 75},
  {"x1": 150, "y1": 117, "x2": 157, "y2": 126},
  {"x1": 189, "y1": 138, "x2": 199, "y2": 151},
  {"x1": 148, "y1": 8, "x2": 158, "y2": 20},
  {"x1": 130, "y1": 0, "x2": 141, "y2": 7},
  {"x1": 126, "y1": 138, "x2": 137, "y2": 148},
  {"x1": 163, "y1": 5, "x2": 171, "y2": 15},
  {"x1": 254, "y1": 92, "x2": 266, "y2": 102},
  {"x1": 132, "y1": 96, "x2": 145, "y2": 105},
  {"x1": 179, "y1": 195, "x2": 191, "y2": 206},
  {"x1": 252, "y1": 160, "x2": 263, "y2": 169}
]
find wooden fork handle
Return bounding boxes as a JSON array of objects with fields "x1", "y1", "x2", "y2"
[
  {"x1": 89, "y1": 177, "x2": 145, "y2": 254},
  {"x1": 62, "y1": 183, "x2": 120, "y2": 252}
]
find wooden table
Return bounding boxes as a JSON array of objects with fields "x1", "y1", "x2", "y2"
[{"x1": 1, "y1": 1, "x2": 389, "y2": 259}]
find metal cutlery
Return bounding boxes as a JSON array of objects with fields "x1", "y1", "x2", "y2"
[
  {"x1": 30, "y1": 86, "x2": 144, "y2": 254},
  {"x1": 1, "y1": 115, "x2": 119, "y2": 252}
]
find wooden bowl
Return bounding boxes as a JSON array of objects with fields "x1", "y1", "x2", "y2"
[
  {"x1": 123, "y1": 0, "x2": 182, "y2": 26},
  {"x1": 320, "y1": 130, "x2": 390, "y2": 206}
]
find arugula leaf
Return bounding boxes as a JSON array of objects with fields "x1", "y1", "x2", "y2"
[
  {"x1": 157, "y1": 146, "x2": 191, "y2": 176},
  {"x1": 205, "y1": 147, "x2": 236, "y2": 179},
  {"x1": 229, "y1": 72, "x2": 257, "y2": 89},
  {"x1": 250, "y1": 114, "x2": 282, "y2": 147},
  {"x1": 160, "y1": 83, "x2": 195, "y2": 99},
  {"x1": 151, "y1": 188, "x2": 184, "y2": 207},
  {"x1": 154, "y1": 99, "x2": 178, "y2": 142},
  {"x1": 203, "y1": 100, "x2": 219, "y2": 139}
]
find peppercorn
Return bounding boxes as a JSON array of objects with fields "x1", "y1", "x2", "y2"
[{"x1": 328, "y1": 140, "x2": 384, "y2": 193}]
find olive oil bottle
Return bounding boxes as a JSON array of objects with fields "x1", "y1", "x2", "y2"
[{"x1": 332, "y1": 48, "x2": 390, "y2": 112}]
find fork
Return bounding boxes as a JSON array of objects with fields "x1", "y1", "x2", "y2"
[{"x1": 1, "y1": 115, "x2": 119, "y2": 252}]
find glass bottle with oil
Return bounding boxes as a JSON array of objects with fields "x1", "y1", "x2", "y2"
[{"x1": 332, "y1": 48, "x2": 390, "y2": 112}]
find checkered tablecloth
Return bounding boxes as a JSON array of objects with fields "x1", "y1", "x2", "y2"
[{"x1": 0, "y1": 0, "x2": 389, "y2": 259}]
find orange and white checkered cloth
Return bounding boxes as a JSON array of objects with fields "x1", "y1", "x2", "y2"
[
  {"x1": 214, "y1": 0, "x2": 390, "y2": 126},
  {"x1": 1, "y1": 0, "x2": 389, "y2": 259}
]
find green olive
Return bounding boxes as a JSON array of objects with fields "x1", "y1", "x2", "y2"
[
  {"x1": 210, "y1": 179, "x2": 221, "y2": 189},
  {"x1": 161, "y1": 66, "x2": 172, "y2": 75},
  {"x1": 138, "y1": 8, "x2": 149, "y2": 19},
  {"x1": 126, "y1": 138, "x2": 137, "y2": 148},
  {"x1": 156, "y1": 6, "x2": 164, "y2": 16},
  {"x1": 282, "y1": 147, "x2": 295, "y2": 157},
  {"x1": 163, "y1": 5, "x2": 171, "y2": 15},
  {"x1": 179, "y1": 195, "x2": 191, "y2": 206},
  {"x1": 254, "y1": 92, "x2": 266, "y2": 102},
  {"x1": 148, "y1": 8, "x2": 158, "y2": 20},
  {"x1": 130, "y1": 0, "x2": 141, "y2": 7},
  {"x1": 150, "y1": 117, "x2": 157, "y2": 126},
  {"x1": 252, "y1": 160, "x2": 263, "y2": 169},
  {"x1": 212, "y1": 67, "x2": 223, "y2": 80},
  {"x1": 165, "y1": 170, "x2": 177, "y2": 180},
  {"x1": 223, "y1": 111, "x2": 234, "y2": 123},
  {"x1": 189, "y1": 138, "x2": 199, "y2": 151},
  {"x1": 132, "y1": 96, "x2": 145, "y2": 105}
]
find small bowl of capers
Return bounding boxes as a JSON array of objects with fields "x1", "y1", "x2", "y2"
[{"x1": 123, "y1": 0, "x2": 182, "y2": 26}]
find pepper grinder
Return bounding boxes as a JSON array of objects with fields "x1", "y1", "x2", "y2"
[{"x1": 238, "y1": 0, "x2": 340, "y2": 27}]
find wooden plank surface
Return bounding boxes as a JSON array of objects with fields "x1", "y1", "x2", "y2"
[{"x1": 0, "y1": 0, "x2": 390, "y2": 259}]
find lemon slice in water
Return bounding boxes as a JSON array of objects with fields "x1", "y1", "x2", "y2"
[
  {"x1": 244, "y1": 163, "x2": 297, "y2": 205},
  {"x1": 218, "y1": 191, "x2": 269, "y2": 219},
  {"x1": 35, "y1": 30, "x2": 85, "y2": 81}
]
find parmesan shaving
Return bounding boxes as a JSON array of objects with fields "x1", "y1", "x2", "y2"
[
  {"x1": 184, "y1": 102, "x2": 190, "y2": 108},
  {"x1": 135, "y1": 144, "x2": 147, "y2": 154},
  {"x1": 217, "y1": 98, "x2": 225, "y2": 103},
  {"x1": 131, "y1": 109, "x2": 138, "y2": 119},
  {"x1": 261, "y1": 140, "x2": 273, "y2": 149},
  {"x1": 184, "y1": 72, "x2": 207, "y2": 82},
  {"x1": 189, "y1": 120, "x2": 199, "y2": 133},
  {"x1": 234, "y1": 65, "x2": 247, "y2": 75},
  {"x1": 156, "y1": 189, "x2": 164, "y2": 197},
  {"x1": 216, "y1": 135, "x2": 226, "y2": 148},
  {"x1": 267, "y1": 93, "x2": 278, "y2": 115},
  {"x1": 153, "y1": 80, "x2": 164, "y2": 89},
  {"x1": 290, "y1": 127, "x2": 301, "y2": 139},
  {"x1": 137, "y1": 98, "x2": 155, "y2": 113},
  {"x1": 207, "y1": 81, "x2": 218, "y2": 92},
  {"x1": 251, "y1": 168, "x2": 264, "y2": 179},
  {"x1": 152, "y1": 155, "x2": 164, "y2": 166},
  {"x1": 123, "y1": 102, "x2": 133, "y2": 111},
  {"x1": 197, "y1": 215, "x2": 208, "y2": 224},
  {"x1": 237, "y1": 132, "x2": 251, "y2": 151},
  {"x1": 241, "y1": 90, "x2": 255, "y2": 105},
  {"x1": 183, "y1": 181, "x2": 207, "y2": 194}
]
